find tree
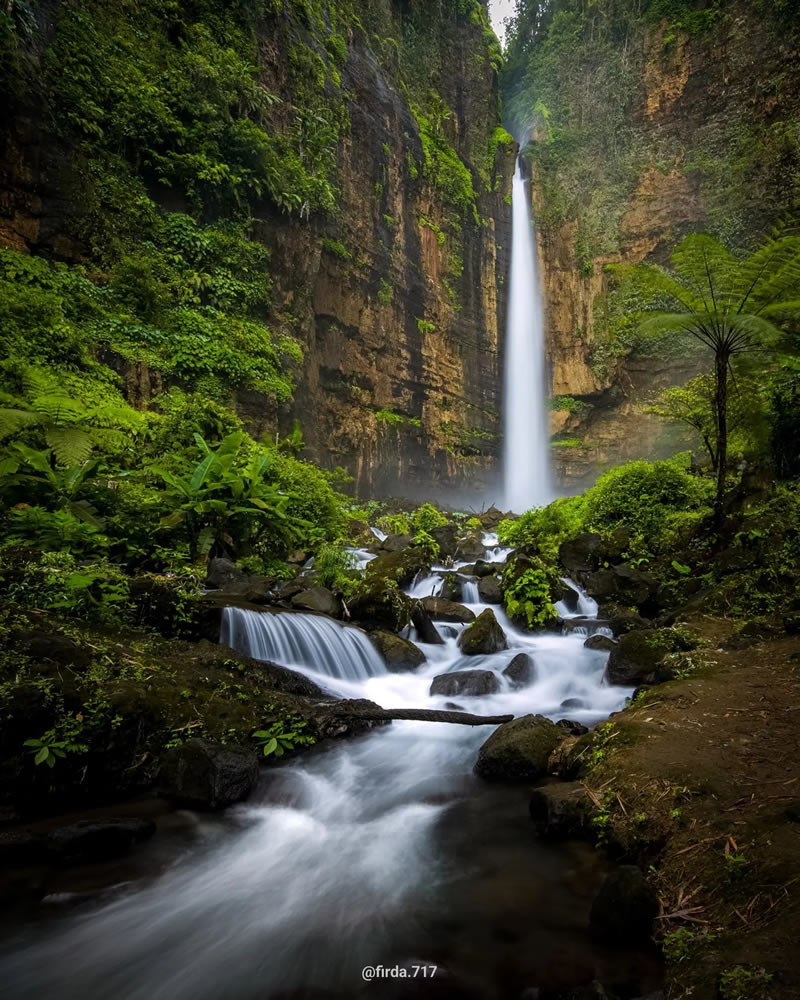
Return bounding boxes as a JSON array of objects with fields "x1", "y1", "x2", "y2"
[{"x1": 623, "y1": 231, "x2": 800, "y2": 517}]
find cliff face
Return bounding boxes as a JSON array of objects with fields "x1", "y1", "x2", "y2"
[
  {"x1": 506, "y1": 1, "x2": 800, "y2": 490},
  {"x1": 0, "y1": 0, "x2": 512, "y2": 501}
]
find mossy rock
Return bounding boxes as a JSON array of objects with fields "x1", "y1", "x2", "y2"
[
  {"x1": 474, "y1": 714, "x2": 562, "y2": 781},
  {"x1": 369, "y1": 631, "x2": 426, "y2": 672},
  {"x1": 420, "y1": 596, "x2": 475, "y2": 623},
  {"x1": 348, "y1": 580, "x2": 414, "y2": 632},
  {"x1": 458, "y1": 608, "x2": 508, "y2": 655},
  {"x1": 607, "y1": 627, "x2": 696, "y2": 685},
  {"x1": 364, "y1": 548, "x2": 431, "y2": 588}
]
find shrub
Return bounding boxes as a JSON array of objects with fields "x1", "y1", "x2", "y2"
[
  {"x1": 412, "y1": 503, "x2": 448, "y2": 533},
  {"x1": 503, "y1": 566, "x2": 557, "y2": 629},
  {"x1": 313, "y1": 542, "x2": 359, "y2": 593}
]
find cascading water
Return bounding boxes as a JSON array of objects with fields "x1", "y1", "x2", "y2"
[
  {"x1": 503, "y1": 155, "x2": 552, "y2": 513},
  {"x1": 221, "y1": 608, "x2": 385, "y2": 681},
  {"x1": 0, "y1": 537, "x2": 650, "y2": 1000}
]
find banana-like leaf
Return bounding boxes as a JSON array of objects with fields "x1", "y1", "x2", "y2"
[
  {"x1": 190, "y1": 451, "x2": 217, "y2": 491},
  {"x1": 68, "y1": 500, "x2": 106, "y2": 530},
  {"x1": 160, "y1": 510, "x2": 186, "y2": 528}
]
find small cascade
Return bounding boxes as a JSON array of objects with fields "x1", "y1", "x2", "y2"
[
  {"x1": 461, "y1": 580, "x2": 480, "y2": 603},
  {"x1": 406, "y1": 573, "x2": 443, "y2": 599},
  {"x1": 555, "y1": 578, "x2": 599, "y2": 620},
  {"x1": 370, "y1": 526, "x2": 388, "y2": 541},
  {"x1": 221, "y1": 608, "x2": 386, "y2": 681}
]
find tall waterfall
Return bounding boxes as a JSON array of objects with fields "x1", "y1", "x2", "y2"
[
  {"x1": 503, "y1": 155, "x2": 552, "y2": 513},
  {"x1": 221, "y1": 608, "x2": 387, "y2": 681}
]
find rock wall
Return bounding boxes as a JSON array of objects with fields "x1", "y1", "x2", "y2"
[
  {"x1": 509, "y1": 2, "x2": 800, "y2": 491},
  {"x1": 0, "y1": 0, "x2": 512, "y2": 502}
]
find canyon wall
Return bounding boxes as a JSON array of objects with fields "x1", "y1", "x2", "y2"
[
  {"x1": 505, "y1": 1, "x2": 800, "y2": 490},
  {"x1": 0, "y1": 0, "x2": 512, "y2": 502}
]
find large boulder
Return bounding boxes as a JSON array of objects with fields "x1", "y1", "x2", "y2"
[
  {"x1": 474, "y1": 714, "x2": 562, "y2": 781},
  {"x1": 440, "y1": 573, "x2": 463, "y2": 602},
  {"x1": 589, "y1": 866, "x2": 660, "y2": 944},
  {"x1": 584, "y1": 634, "x2": 617, "y2": 652},
  {"x1": 349, "y1": 575, "x2": 415, "y2": 632},
  {"x1": 365, "y1": 548, "x2": 432, "y2": 588},
  {"x1": 379, "y1": 533, "x2": 413, "y2": 553},
  {"x1": 291, "y1": 586, "x2": 340, "y2": 617},
  {"x1": 430, "y1": 523, "x2": 459, "y2": 559},
  {"x1": 370, "y1": 631, "x2": 426, "y2": 672},
  {"x1": 606, "y1": 629, "x2": 677, "y2": 686},
  {"x1": 456, "y1": 532, "x2": 486, "y2": 559},
  {"x1": 411, "y1": 604, "x2": 444, "y2": 645},
  {"x1": 529, "y1": 783, "x2": 593, "y2": 839},
  {"x1": 458, "y1": 609, "x2": 508, "y2": 655},
  {"x1": 430, "y1": 670, "x2": 500, "y2": 697},
  {"x1": 478, "y1": 575, "x2": 503, "y2": 604},
  {"x1": 420, "y1": 596, "x2": 475, "y2": 623},
  {"x1": 558, "y1": 533, "x2": 604, "y2": 578},
  {"x1": 503, "y1": 652, "x2": 534, "y2": 687},
  {"x1": 50, "y1": 818, "x2": 156, "y2": 865},
  {"x1": 159, "y1": 739, "x2": 260, "y2": 809},
  {"x1": 585, "y1": 565, "x2": 658, "y2": 610},
  {"x1": 206, "y1": 557, "x2": 244, "y2": 590},
  {"x1": 473, "y1": 559, "x2": 501, "y2": 578}
]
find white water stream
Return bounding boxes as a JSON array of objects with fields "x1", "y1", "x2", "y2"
[
  {"x1": 1, "y1": 540, "x2": 633, "y2": 999},
  {"x1": 503, "y1": 156, "x2": 552, "y2": 513}
]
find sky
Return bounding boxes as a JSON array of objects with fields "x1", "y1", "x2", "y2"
[{"x1": 488, "y1": 0, "x2": 516, "y2": 47}]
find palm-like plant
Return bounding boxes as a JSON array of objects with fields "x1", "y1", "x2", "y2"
[
  {"x1": 625, "y1": 231, "x2": 800, "y2": 515},
  {"x1": 0, "y1": 366, "x2": 143, "y2": 465}
]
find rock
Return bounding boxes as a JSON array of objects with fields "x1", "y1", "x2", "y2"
[
  {"x1": 503, "y1": 652, "x2": 534, "y2": 687},
  {"x1": 589, "y1": 866, "x2": 659, "y2": 943},
  {"x1": 277, "y1": 578, "x2": 307, "y2": 601},
  {"x1": 529, "y1": 783, "x2": 593, "y2": 839},
  {"x1": 430, "y1": 523, "x2": 459, "y2": 559},
  {"x1": 370, "y1": 631, "x2": 426, "y2": 672},
  {"x1": 349, "y1": 574, "x2": 415, "y2": 632},
  {"x1": 444, "y1": 702, "x2": 464, "y2": 711},
  {"x1": 159, "y1": 739, "x2": 259, "y2": 809},
  {"x1": 348, "y1": 519, "x2": 372, "y2": 542},
  {"x1": 287, "y1": 550, "x2": 308, "y2": 565},
  {"x1": 439, "y1": 573, "x2": 463, "y2": 601},
  {"x1": 477, "y1": 575, "x2": 502, "y2": 604},
  {"x1": 559, "y1": 533, "x2": 603, "y2": 577},
  {"x1": 562, "y1": 616, "x2": 607, "y2": 633},
  {"x1": 12, "y1": 629, "x2": 92, "y2": 670},
  {"x1": 556, "y1": 719, "x2": 589, "y2": 736},
  {"x1": 420, "y1": 596, "x2": 475, "y2": 623},
  {"x1": 585, "y1": 565, "x2": 657, "y2": 609},
  {"x1": 206, "y1": 557, "x2": 244, "y2": 590},
  {"x1": 474, "y1": 714, "x2": 562, "y2": 781},
  {"x1": 603, "y1": 606, "x2": 652, "y2": 635},
  {"x1": 473, "y1": 559, "x2": 500, "y2": 578},
  {"x1": 456, "y1": 532, "x2": 486, "y2": 559},
  {"x1": 560, "y1": 697, "x2": 586, "y2": 710},
  {"x1": 458, "y1": 609, "x2": 508, "y2": 655},
  {"x1": 606, "y1": 629, "x2": 676, "y2": 686},
  {"x1": 50, "y1": 818, "x2": 156, "y2": 865},
  {"x1": 380, "y1": 533, "x2": 413, "y2": 553},
  {"x1": 0, "y1": 830, "x2": 50, "y2": 865},
  {"x1": 365, "y1": 548, "x2": 432, "y2": 588},
  {"x1": 291, "y1": 586, "x2": 340, "y2": 616},
  {"x1": 411, "y1": 605, "x2": 444, "y2": 645},
  {"x1": 430, "y1": 670, "x2": 500, "y2": 697},
  {"x1": 584, "y1": 634, "x2": 617, "y2": 652}
]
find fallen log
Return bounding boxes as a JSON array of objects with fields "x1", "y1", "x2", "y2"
[{"x1": 343, "y1": 707, "x2": 513, "y2": 726}]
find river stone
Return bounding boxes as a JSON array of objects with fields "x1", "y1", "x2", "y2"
[
  {"x1": 159, "y1": 739, "x2": 259, "y2": 809},
  {"x1": 503, "y1": 652, "x2": 534, "y2": 687},
  {"x1": 560, "y1": 697, "x2": 586, "y2": 710},
  {"x1": 277, "y1": 578, "x2": 307, "y2": 601},
  {"x1": 430, "y1": 670, "x2": 500, "y2": 697},
  {"x1": 589, "y1": 866, "x2": 660, "y2": 943},
  {"x1": 477, "y1": 575, "x2": 502, "y2": 604},
  {"x1": 50, "y1": 818, "x2": 156, "y2": 864},
  {"x1": 379, "y1": 533, "x2": 413, "y2": 553},
  {"x1": 474, "y1": 714, "x2": 561, "y2": 781},
  {"x1": 291, "y1": 586, "x2": 339, "y2": 617},
  {"x1": 430, "y1": 523, "x2": 459, "y2": 559},
  {"x1": 473, "y1": 559, "x2": 498, "y2": 578},
  {"x1": 420, "y1": 596, "x2": 475, "y2": 623},
  {"x1": 529, "y1": 783, "x2": 593, "y2": 839},
  {"x1": 606, "y1": 629, "x2": 675, "y2": 686},
  {"x1": 584, "y1": 634, "x2": 617, "y2": 652},
  {"x1": 369, "y1": 630, "x2": 426, "y2": 672},
  {"x1": 206, "y1": 557, "x2": 244, "y2": 590},
  {"x1": 456, "y1": 533, "x2": 486, "y2": 559},
  {"x1": 439, "y1": 573, "x2": 463, "y2": 602},
  {"x1": 365, "y1": 548, "x2": 432, "y2": 588},
  {"x1": 556, "y1": 719, "x2": 589, "y2": 736},
  {"x1": 458, "y1": 609, "x2": 508, "y2": 655}
]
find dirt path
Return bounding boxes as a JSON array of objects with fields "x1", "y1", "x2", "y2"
[{"x1": 580, "y1": 615, "x2": 800, "y2": 999}]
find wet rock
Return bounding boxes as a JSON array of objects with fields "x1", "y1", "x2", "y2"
[
  {"x1": 50, "y1": 818, "x2": 156, "y2": 865},
  {"x1": 589, "y1": 865, "x2": 659, "y2": 943},
  {"x1": 560, "y1": 697, "x2": 586, "y2": 710},
  {"x1": 159, "y1": 739, "x2": 259, "y2": 809},
  {"x1": 348, "y1": 519, "x2": 372, "y2": 543},
  {"x1": 503, "y1": 652, "x2": 534, "y2": 687},
  {"x1": 585, "y1": 565, "x2": 657, "y2": 610},
  {"x1": 603, "y1": 606, "x2": 652, "y2": 635},
  {"x1": 556, "y1": 719, "x2": 589, "y2": 736},
  {"x1": 291, "y1": 586, "x2": 340, "y2": 617},
  {"x1": 529, "y1": 783, "x2": 593, "y2": 839},
  {"x1": 456, "y1": 533, "x2": 486, "y2": 559},
  {"x1": 365, "y1": 548, "x2": 432, "y2": 588},
  {"x1": 458, "y1": 609, "x2": 508, "y2": 655},
  {"x1": 277, "y1": 578, "x2": 307, "y2": 601},
  {"x1": 444, "y1": 702, "x2": 464, "y2": 711},
  {"x1": 439, "y1": 573, "x2": 463, "y2": 602},
  {"x1": 12, "y1": 629, "x2": 92, "y2": 670},
  {"x1": 473, "y1": 559, "x2": 500, "y2": 578},
  {"x1": 380, "y1": 533, "x2": 413, "y2": 553},
  {"x1": 606, "y1": 629, "x2": 676, "y2": 686},
  {"x1": 308, "y1": 698, "x2": 391, "y2": 739},
  {"x1": 420, "y1": 597, "x2": 475, "y2": 623},
  {"x1": 430, "y1": 670, "x2": 500, "y2": 697},
  {"x1": 430, "y1": 523, "x2": 459, "y2": 559},
  {"x1": 477, "y1": 575, "x2": 502, "y2": 604},
  {"x1": 584, "y1": 635, "x2": 617, "y2": 652},
  {"x1": 349, "y1": 572, "x2": 415, "y2": 632},
  {"x1": 562, "y1": 616, "x2": 607, "y2": 634},
  {"x1": 206, "y1": 557, "x2": 244, "y2": 590},
  {"x1": 558, "y1": 533, "x2": 603, "y2": 577},
  {"x1": 411, "y1": 605, "x2": 444, "y2": 645},
  {"x1": 475, "y1": 714, "x2": 562, "y2": 781},
  {"x1": 370, "y1": 631, "x2": 426, "y2": 672}
]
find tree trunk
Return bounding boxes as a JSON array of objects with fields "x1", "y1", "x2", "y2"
[
  {"x1": 714, "y1": 348, "x2": 730, "y2": 521},
  {"x1": 336, "y1": 707, "x2": 514, "y2": 726}
]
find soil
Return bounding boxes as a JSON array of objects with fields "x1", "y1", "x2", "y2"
[{"x1": 581, "y1": 614, "x2": 800, "y2": 999}]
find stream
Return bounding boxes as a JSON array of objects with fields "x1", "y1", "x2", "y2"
[{"x1": 0, "y1": 537, "x2": 661, "y2": 1000}]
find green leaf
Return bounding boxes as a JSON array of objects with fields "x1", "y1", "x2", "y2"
[
  {"x1": 34, "y1": 747, "x2": 50, "y2": 765},
  {"x1": 261, "y1": 737, "x2": 278, "y2": 756}
]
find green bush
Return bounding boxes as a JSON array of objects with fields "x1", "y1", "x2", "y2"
[
  {"x1": 412, "y1": 503, "x2": 448, "y2": 533},
  {"x1": 503, "y1": 566, "x2": 557, "y2": 629}
]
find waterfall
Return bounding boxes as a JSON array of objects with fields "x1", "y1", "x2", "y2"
[
  {"x1": 221, "y1": 608, "x2": 387, "y2": 681},
  {"x1": 503, "y1": 155, "x2": 552, "y2": 513}
]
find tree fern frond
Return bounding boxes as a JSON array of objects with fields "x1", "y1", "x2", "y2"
[
  {"x1": 45, "y1": 426, "x2": 93, "y2": 465},
  {"x1": 33, "y1": 394, "x2": 84, "y2": 426},
  {"x1": 0, "y1": 406, "x2": 40, "y2": 440}
]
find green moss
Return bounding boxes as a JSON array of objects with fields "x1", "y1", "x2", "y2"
[
  {"x1": 416, "y1": 318, "x2": 436, "y2": 334},
  {"x1": 377, "y1": 278, "x2": 393, "y2": 306},
  {"x1": 322, "y1": 237, "x2": 352, "y2": 260}
]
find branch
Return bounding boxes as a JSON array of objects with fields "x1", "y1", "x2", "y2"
[{"x1": 335, "y1": 707, "x2": 514, "y2": 726}]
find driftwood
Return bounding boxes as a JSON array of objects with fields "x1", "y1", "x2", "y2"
[{"x1": 346, "y1": 707, "x2": 513, "y2": 726}]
